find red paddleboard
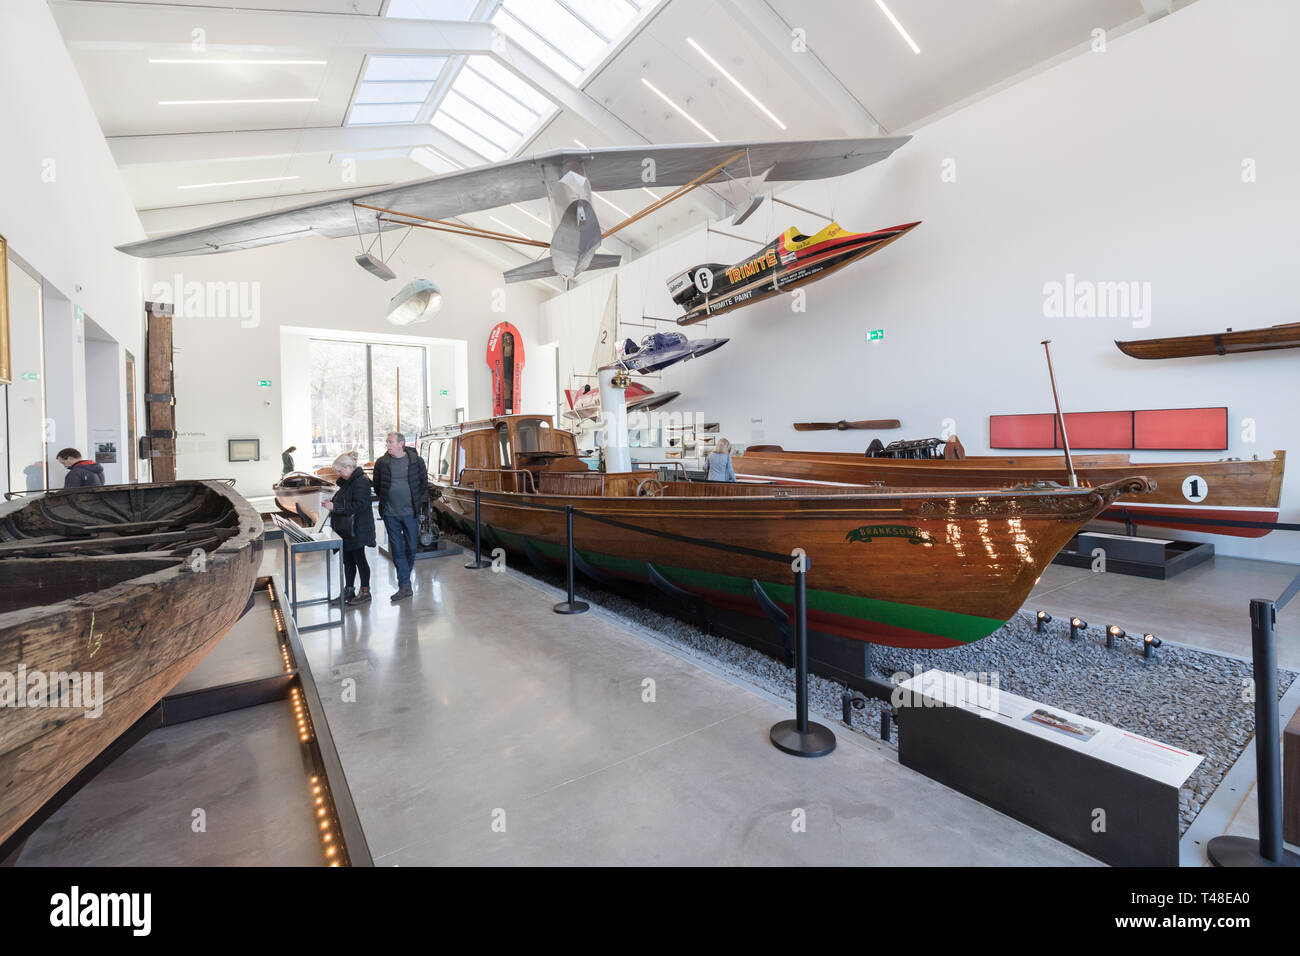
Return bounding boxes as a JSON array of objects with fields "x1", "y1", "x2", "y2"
[{"x1": 487, "y1": 321, "x2": 524, "y2": 416}]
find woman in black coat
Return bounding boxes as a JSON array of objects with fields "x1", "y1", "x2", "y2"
[{"x1": 322, "y1": 453, "x2": 377, "y2": 605}]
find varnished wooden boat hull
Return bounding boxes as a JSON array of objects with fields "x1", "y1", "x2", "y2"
[
  {"x1": 735, "y1": 450, "x2": 1285, "y2": 538},
  {"x1": 1116, "y1": 323, "x2": 1300, "y2": 359},
  {"x1": 273, "y1": 472, "x2": 334, "y2": 524},
  {"x1": 0, "y1": 481, "x2": 264, "y2": 845},
  {"x1": 434, "y1": 478, "x2": 1152, "y2": 651}
]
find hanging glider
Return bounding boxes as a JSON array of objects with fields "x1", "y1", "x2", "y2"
[{"x1": 115, "y1": 137, "x2": 911, "y2": 284}]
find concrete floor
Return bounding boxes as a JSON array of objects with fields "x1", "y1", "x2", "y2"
[
  {"x1": 17, "y1": 540, "x2": 1294, "y2": 866},
  {"x1": 272, "y1": 546, "x2": 1097, "y2": 866}
]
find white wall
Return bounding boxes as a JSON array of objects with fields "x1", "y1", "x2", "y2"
[
  {"x1": 153, "y1": 229, "x2": 550, "y2": 495},
  {"x1": 84, "y1": 335, "x2": 125, "y2": 485},
  {"x1": 0, "y1": 0, "x2": 144, "y2": 365},
  {"x1": 0, "y1": 0, "x2": 145, "y2": 490},
  {"x1": 544, "y1": 0, "x2": 1300, "y2": 562}
]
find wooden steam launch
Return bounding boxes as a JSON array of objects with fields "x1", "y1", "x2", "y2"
[
  {"x1": 422, "y1": 414, "x2": 1154, "y2": 652},
  {"x1": 733, "y1": 446, "x2": 1285, "y2": 538},
  {"x1": 0, "y1": 480, "x2": 264, "y2": 845}
]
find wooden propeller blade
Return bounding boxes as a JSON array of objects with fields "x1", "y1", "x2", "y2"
[
  {"x1": 357, "y1": 202, "x2": 551, "y2": 248},
  {"x1": 601, "y1": 150, "x2": 746, "y2": 240},
  {"x1": 793, "y1": 419, "x2": 901, "y2": 431}
]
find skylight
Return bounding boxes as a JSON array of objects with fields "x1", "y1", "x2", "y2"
[
  {"x1": 347, "y1": 55, "x2": 446, "y2": 126},
  {"x1": 428, "y1": 54, "x2": 558, "y2": 162},
  {"x1": 347, "y1": 0, "x2": 661, "y2": 166}
]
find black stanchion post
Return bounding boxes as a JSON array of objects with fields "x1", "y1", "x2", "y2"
[
  {"x1": 464, "y1": 488, "x2": 492, "y2": 569},
  {"x1": 770, "y1": 553, "x2": 835, "y2": 757},
  {"x1": 1207, "y1": 598, "x2": 1299, "y2": 867},
  {"x1": 553, "y1": 505, "x2": 589, "y2": 615}
]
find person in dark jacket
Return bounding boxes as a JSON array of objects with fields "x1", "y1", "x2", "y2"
[
  {"x1": 282, "y1": 446, "x2": 297, "y2": 476},
  {"x1": 56, "y1": 448, "x2": 105, "y2": 488},
  {"x1": 371, "y1": 432, "x2": 428, "y2": 602},
  {"x1": 321, "y1": 453, "x2": 376, "y2": 606}
]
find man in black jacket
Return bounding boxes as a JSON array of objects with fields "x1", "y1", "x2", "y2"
[
  {"x1": 372, "y1": 432, "x2": 428, "y2": 601},
  {"x1": 56, "y1": 448, "x2": 105, "y2": 488}
]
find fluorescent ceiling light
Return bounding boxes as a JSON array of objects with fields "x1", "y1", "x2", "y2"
[
  {"x1": 488, "y1": 215, "x2": 533, "y2": 240},
  {"x1": 573, "y1": 138, "x2": 589, "y2": 149},
  {"x1": 594, "y1": 192, "x2": 630, "y2": 218},
  {"x1": 159, "y1": 98, "x2": 319, "y2": 105},
  {"x1": 640, "y1": 78, "x2": 718, "y2": 142},
  {"x1": 642, "y1": 187, "x2": 660, "y2": 200},
  {"x1": 149, "y1": 58, "x2": 327, "y2": 65},
  {"x1": 874, "y1": 0, "x2": 920, "y2": 54},
  {"x1": 177, "y1": 175, "x2": 300, "y2": 190},
  {"x1": 685, "y1": 38, "x2": 785, "y2": 131},
  {"x1": 511, "y1": 203, "x2": 550, "y2": 228}
]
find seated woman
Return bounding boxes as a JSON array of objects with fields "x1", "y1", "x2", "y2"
[{"x1": 321, "y1": 452, "x2": 377, "y2": 606}]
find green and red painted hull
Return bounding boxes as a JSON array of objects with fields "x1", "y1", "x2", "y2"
[{"x1": 435, "y1": 478, "x2": 1152, "y2": 650}]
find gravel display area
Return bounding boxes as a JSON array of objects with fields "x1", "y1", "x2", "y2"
[{"x1": 444, "y1": 531, "x2": 1295, "y2": 834}]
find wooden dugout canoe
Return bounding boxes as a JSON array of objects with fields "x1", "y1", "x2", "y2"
[
  {"x1": 423, "y1": 415, "x2": 1155, "y2": 652},
  {"x1": 734, "y1": 448, "x2": 1286, "y2": 538},
  {"x1": 0, "y1": 481, "x2": 264, "y2": 846},
  {"x1": 1116, "y1": 323, "x2": 1300, "y2": 360}
]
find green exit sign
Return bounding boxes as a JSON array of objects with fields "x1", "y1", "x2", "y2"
[
  {"x1": 439, "y1": 389, "x2": 448, "y2": 396},
  {"x1": 867, "y1": 329, "x2": 885, "y2": 342},
  {"x1": 257, "y1": 379, "x2": 272, "y2": 388},
  {"x1": 21, "y1": 371, "x2": 40, "y2": 381}
]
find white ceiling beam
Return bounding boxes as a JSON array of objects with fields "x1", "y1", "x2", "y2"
[
  {"x1": 713, "y1": 0, "x2": 886, "y2": 136},
  {"x1": 51, "y1": 1, "x2": 497, "y2": 57},
  {"x1": 108, "y1": 124, "x2": 467, "y2": 167}
]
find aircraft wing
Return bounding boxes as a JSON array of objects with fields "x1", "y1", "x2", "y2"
[{"x1": 117, "y1": 136, "x2": 910, "y2": 259}]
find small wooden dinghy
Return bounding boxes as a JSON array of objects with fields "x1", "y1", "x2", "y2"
[
  {"x1": 0, "y1": 480, "x2": 264, "y2": 845},
  {"x1": 273, "y1": 471, "x2": 335, "y2": 524},
  {"x1": 1116, "y1": 323, "x2": 1300, "y2": 359}
]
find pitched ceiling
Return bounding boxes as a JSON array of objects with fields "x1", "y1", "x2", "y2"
[{"x1": 51, "y1": 0, "x2": 1190, "y2": 284}]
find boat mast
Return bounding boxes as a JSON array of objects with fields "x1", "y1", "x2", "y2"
[{"x1": 1040, "y1": 339, "x2": 1077, "y2": 487}]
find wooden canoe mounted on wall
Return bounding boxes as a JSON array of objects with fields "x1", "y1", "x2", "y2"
[{"x1": 1116, "y1": 323, "x2": 1300, "y2": 359}]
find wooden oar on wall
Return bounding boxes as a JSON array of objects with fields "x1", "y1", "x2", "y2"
[{"x1": 793, "y1": 419, "x2": 901, "y2": 431}]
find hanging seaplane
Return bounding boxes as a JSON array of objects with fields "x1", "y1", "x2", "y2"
[{"x1": 116, "y1": 137, "x2": 910, "y2": 284}]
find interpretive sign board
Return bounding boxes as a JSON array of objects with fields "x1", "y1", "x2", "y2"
[{"x1": 896, "y1": 669, "x2": 1202, "y2": 865}]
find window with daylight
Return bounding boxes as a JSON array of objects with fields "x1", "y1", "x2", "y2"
[{"x1": 309, "y1": 339, "x2": 428, "y2": 469}]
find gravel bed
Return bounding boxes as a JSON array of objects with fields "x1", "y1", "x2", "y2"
[{"x1": 445, "y1": 531, "x2": 1295, "y2": 833}]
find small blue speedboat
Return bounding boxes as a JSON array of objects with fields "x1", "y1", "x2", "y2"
[{"x1": 614, "y1": 331, "x2": 728, "y2": 374}]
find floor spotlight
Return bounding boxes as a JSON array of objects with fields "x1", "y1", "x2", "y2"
[
  {"x1": 1106, "y1": 625, "x2": 1126, "y2": 649},
  {"x1": 1070, "y1": 617, "x2": 1088, "y2": 641},
  {"x1": 1036, "y1": 610, "x2": 1052, "y2": 633},
  {"x1": 1143, "y1": 633, "x2": 1162, "y2": 659}
]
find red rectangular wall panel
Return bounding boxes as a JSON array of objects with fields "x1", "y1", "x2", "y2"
[
  {"x1": 991, "y1": 407, "x2": 1228, "y2": 450},
  {"x1": 1059, "y1": 411, "x2": 1133, "y2": 449},
  {"x1": 989, "y1": 413, "x2": 1056, "y2": 449},
  {"x1": 1133, "y1": 407, "x2": 1227, "y2": 450}
]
